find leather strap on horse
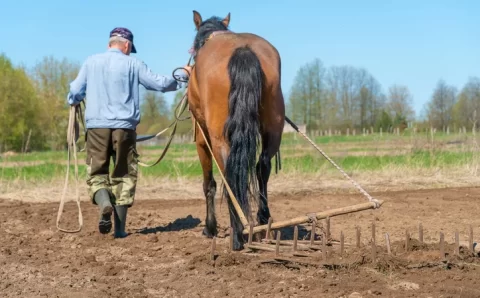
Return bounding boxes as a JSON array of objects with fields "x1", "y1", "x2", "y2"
[{"x1": 56, "y1": 105, "x2": 84, "y2": 233}]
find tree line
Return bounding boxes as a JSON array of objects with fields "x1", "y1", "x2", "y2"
[
  {"x1": 1, "y1": 52, "x2": 479, "y2": 152},
  {"x1": 287, "y1": 58, "x2": 480, "y2": 134},
  {"x1": 0, "y1": 53, "x2": 188, "y2": 153}
]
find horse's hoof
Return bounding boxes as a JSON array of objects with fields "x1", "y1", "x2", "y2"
[
  {"x1": 232, "y1": 240, "x2": 244, "y2": 251},
  {"x1": 257, "y1": 212, "x2": 271, "y2": 226},
  {"x1": 202, "y1": 227, "x2": 217, "y2": 238}
]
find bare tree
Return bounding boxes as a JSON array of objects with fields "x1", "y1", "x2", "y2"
[
  {"x1": 425, "y1": 79, "x2": 457, "y2": 130},
  {"x1": 288, "y1": 58, "x2": 327, "y2": 131},
  {"x1": 30, "y1": 56, "x2": 80, "y2": 150},
  {"x1": 359, "y1": 74, "x2": 384, "y2": 129},
  {"x1": 366, "y1": 75, "x2": 385, "y2": 127},
  {"x1": 327, "y1": 65, "x2": 360, "y2": 129},
  {"x1": 386, "y1": 84, "x2": 415, "y2": 123},
  {"x1": 453, "y1": 76, "x2": 480, "y2": 130},
  {"x1": 327, "y1": 66, "x2": 383, "y2": 130},
  {"x1": 288, "y1": 58, "x2": 388, "y2": 132},
  {"x1": 137, "y1": 91, "x2": 170, "y2": 134}
]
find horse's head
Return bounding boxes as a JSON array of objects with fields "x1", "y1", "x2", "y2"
[{"x1": 192, "y1": 10, "x2": 231, "y2": 53}]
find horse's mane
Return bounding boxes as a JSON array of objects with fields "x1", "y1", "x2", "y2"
[{"x1": 194, "y1": 16, "x2": 229, "y2": 52}]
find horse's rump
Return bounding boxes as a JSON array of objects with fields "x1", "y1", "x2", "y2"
[
  {"x1": 195, "y1": 32, "x2": 281, "y2": 87},
  {"x1": 190, "y1": 32, "x2": 283, "y2": 133}
]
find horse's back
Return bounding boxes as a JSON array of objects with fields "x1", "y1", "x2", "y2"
[{"x1": 196, "y1": 32, "x2": 281, "y2": 84}]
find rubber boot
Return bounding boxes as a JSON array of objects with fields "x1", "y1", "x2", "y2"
[
  {"x1": 113, "y1": 205, "x2": 128, "y2": 238},
  {"x1": 94, "y1": 189, "x2": 113, "y2": 234}
]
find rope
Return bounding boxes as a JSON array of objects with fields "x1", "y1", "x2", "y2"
[
  {"x1": 56, "y1": 105, "x2": 84, "y2": 233},
  {"x1": 137, "y1": 91, "x2": 189, "y2": 168},
  {"x1": 285, "y1": 117, "x2": 381, "y2": 209},
  {"x1": 135, "y1": 64, "x2": 193, "y2": 167}
]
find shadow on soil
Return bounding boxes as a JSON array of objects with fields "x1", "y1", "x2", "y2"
[
  {"x1": 135, "y1": 214, "x2": 201, "y2": 234},
  {"x1": 277, "y1": 225, "x2": 313, "y2": 240}
]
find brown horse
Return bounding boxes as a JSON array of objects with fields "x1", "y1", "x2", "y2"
[{"x1": 187, "y1": 10, "x2": 285, "y2": 250}]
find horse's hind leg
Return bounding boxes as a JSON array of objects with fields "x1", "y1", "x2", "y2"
[
  {"x1": 212, "y1": 138, "x2": 246, "y2": 250},
  {"x1": 256, "y1": 133, "x2": 280, "y2": 226},
  {"x1": 195, "y1": 130, "x2": 217, "y2": 238}
]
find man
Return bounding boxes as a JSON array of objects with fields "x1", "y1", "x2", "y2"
[{"x1": 67, "y1": 27, "x2": 191, "y2": 238}]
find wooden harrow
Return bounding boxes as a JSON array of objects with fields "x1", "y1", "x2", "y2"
[{"x1": 210, "y1": 221, "x2": 478, "y2": 269}]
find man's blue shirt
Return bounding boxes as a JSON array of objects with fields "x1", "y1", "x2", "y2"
[{"x1": 67, "y1": 48, "x2": 186, "y2": 130}]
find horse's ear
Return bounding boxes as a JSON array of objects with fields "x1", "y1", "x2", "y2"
[
  {"x1": 193, "y1": 10, "x2": 202, "y2": 30},
  {"x1": 222, "y1": 13, "x2": 231, "y2": 28}
]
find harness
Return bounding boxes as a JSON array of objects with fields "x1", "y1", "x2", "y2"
[{"x1": 189, "y1": 30, "x2": 232, "y2": 59}]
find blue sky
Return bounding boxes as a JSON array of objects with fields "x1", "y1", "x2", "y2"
[{"x1": 1, "y1": 0, "x2": 478, "y2": 118}]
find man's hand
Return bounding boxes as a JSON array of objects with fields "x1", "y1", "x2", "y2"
[{"x1": 183, "y1": 65, "x2": 192, "y2": 76}]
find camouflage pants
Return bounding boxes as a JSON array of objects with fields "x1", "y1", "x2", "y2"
[{"x1": 85, "y1": 128, "x2": 139, "y2": 207}]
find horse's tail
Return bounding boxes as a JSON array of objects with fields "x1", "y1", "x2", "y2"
[{"x1": 224, "y1": 45, "x2": 263, "y2": 225}]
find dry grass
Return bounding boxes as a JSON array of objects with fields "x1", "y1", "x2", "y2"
[
  {"x1": 2, "y1": 131, "x2": 480, "y2": 203},
  {"x1": 3, "y1": 162, "x2": 480, "y2": 204}
]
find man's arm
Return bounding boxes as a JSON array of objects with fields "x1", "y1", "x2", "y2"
[
  {"x1": 138, "y1": 61, "x2": 188, "y2": 92},
  {"x1": 67, "y1": 60, "x2": 88, "y2": 105}
]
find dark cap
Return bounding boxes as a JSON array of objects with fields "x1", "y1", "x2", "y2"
[{"x1": 110, "y1": 27, "x2": 137, "y2": 53}]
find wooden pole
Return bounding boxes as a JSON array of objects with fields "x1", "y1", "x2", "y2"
[
  {"x1": 248, "y1": 224, "x2": 254, "y2": 246},
  {"x1": 242, "y1": 200, "x2": 384, "y2": 234},
  {"x1": 261, "y1": 239, "x2": 351, "y2": 247},
  {"x1": 440, "y1": 232, "x2": 445, "y2": 259},
  {"x1": 247, "y1": 243, "x2": 312, "y2": 253},
  {"x1": 405, "y1": 230, "x2": 410, "y2": 251},
  {"x1": 356, "y1": 226, "x2": 361, "y2": 248},
  {"x1": 322, "y1": 232, "x2": 327, "y2": 261},
  {"x1": 469, "y1": 225, "x2": 474, "y2": 253},
  {"x1": 275, "y1": 231, "x2": 281, "y2": 257},
  {"x1": 326, "y1": 217, "x2": 331, "y2": 239},
  {"x1": 385, "y1": 233, "x2": 392, "y2": 255},
  {"x1": 419, "y1": 223, "x2": 423, "y2": 244},
  {"x1": 310, "y1": 219, "x2": 316, "y2": 246},
  {"x1": 266, "y1": 217, "x2": 273, "y2": 240},
  {"x1": 340, "y1": 231, "x2": 344, "y2": 257},
  {"x1": 230, "y1": 227, "x2": 234, "y2": 251},
  {"x1": 372, "y1": 223, "x2": 376, "y2": 263},
  {"x1": 24, "y1": 129, "x2": 32, "y2": 154},
  {"x1": 372, "y1": 222, "x2": 376, "y2": 244},
  {"x1": 455, "y1": 230, "x2": 460, "y2": 256},
  {"x1": 210, "y1": 237, "x2": 216, "y2": 261},
  {"x1": 246, "y1": 244, "x2": 276, "y2": 253},
  {"x1": 293, "y1": 225, "x2": 298, "y2": 252}
]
